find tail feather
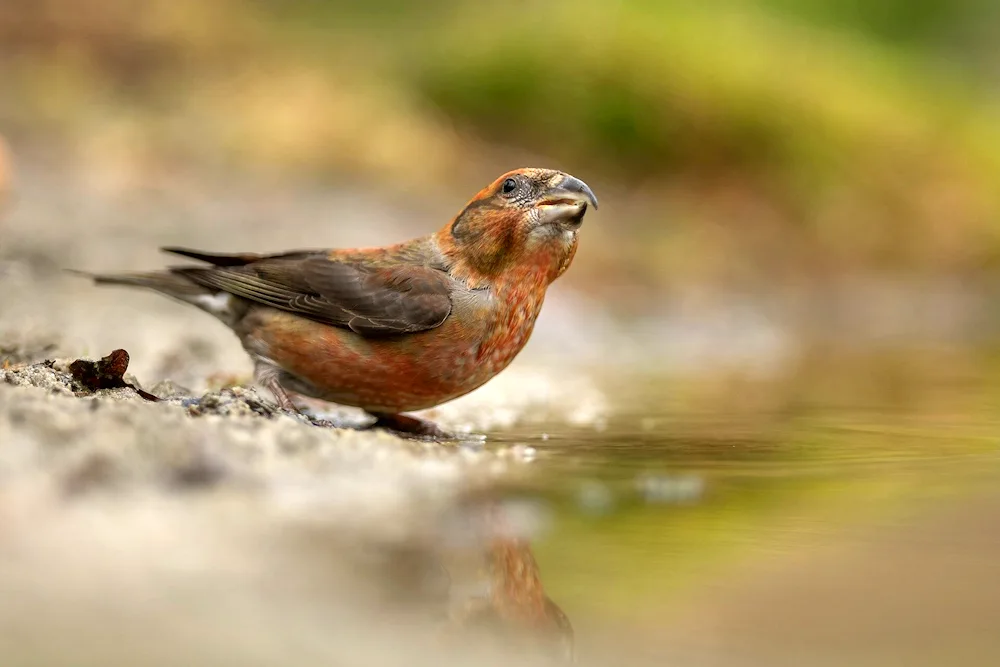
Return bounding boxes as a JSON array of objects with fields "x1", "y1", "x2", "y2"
[
  {"x1": 70, "y1": 268, "x2": 244, "y2": 325},
  {"x1": 70, "y1": 269, "x2": 212, "y2": 298}
]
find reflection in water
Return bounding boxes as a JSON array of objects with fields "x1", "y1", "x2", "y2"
[{"x1": 441, "y1": 498, "x2": 574, "y2": 664}]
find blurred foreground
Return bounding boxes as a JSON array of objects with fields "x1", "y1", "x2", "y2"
[{"x1": 4, "y1": 331, "x2": 1000, "y2": 666}]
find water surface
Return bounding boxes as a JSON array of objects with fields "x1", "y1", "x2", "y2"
[{"x1": 492, "y1": 350, "x2": 1000, "y2": 665}]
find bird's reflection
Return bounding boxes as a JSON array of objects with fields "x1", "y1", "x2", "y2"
[
  {"x1": 380, "y1": 495, "x2": 574, "y2": 663},
  {"x1": 446, "y1": 498, "x2": 574, "y2": 663}
]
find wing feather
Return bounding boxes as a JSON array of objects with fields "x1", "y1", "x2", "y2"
[{"x1": 168, "y1": 249, "x2": 453, "y2": 336}]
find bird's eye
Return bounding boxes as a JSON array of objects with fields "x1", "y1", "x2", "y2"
[{"x1": 500, "y1": 177, "x2": 518, "y2": 195}]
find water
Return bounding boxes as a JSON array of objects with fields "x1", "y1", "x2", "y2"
[{"x1": 489, "y1": 350, "x2": 1000, "y2": 665}]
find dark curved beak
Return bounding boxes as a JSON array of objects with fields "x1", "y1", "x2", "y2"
[{"x1": 547, "y1": 174, "x2": 599, "y2": 210}]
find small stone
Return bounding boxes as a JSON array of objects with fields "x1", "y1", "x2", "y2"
[{"x1": 149, "y1": 379, "x2": 194, "y2": 399}]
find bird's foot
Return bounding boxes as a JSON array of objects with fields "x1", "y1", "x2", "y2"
[
  {"x1": 262, "y1": 380, "x2": 456, "y2": 439},
  {"x1": 367, "y1": 412, "x2": 457, "y2": 441},
  {"x1": 264, "y1": 387, "x2": 339, "y2": 428},
  {"x1": 264, "y1": 377, "x2": 304, "y2": 414}
]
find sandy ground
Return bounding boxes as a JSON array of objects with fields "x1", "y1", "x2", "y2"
[{"x1": 0, "y1": 359, "x2": 573, "y2": 666}]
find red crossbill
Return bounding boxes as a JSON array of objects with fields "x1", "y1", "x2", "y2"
[{"x1": 84, "y1": 168, "x2": 597, "y2": 438}]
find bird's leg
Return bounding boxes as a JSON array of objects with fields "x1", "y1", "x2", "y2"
[
  {"x1": 266, "y1": 377, "x2": 301, "y2": 413},
  {"x1": 254, "y1": 361, "x2": 301, "y2": 414},
  {"x1": 368, "y1": 412, "x2": 456, "y2": 441}
]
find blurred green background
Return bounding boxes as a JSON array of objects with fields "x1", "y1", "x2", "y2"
[{"x1": 4, "y1": 0, "x2": 1000, "y2": 316}]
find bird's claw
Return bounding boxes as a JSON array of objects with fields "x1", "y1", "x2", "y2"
[{"x1": 367, "y1": 412, "x2": 458, "y2": 442}]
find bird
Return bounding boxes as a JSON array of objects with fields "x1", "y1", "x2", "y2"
[{"x1": 81, "y1": 168, "x2": 597, "y2": 438}]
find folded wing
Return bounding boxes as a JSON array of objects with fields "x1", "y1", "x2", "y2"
[{"x1": 163, "y1": 247, "x2": 453, "y2": 336}]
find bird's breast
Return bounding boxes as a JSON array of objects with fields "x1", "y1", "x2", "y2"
[{"x1": 472, "y1": 285, "x2": 546, "y2": 375}]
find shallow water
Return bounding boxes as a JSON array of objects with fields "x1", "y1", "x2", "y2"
[{"x1": 491, "y1": 351, "x2": 1000, "y2": 665}]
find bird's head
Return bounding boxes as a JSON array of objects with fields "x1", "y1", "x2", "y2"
[{"x1": 437, "y1": 168, "x2": 598, "y2": 285}]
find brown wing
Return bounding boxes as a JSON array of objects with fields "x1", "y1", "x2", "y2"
[{"x1": 163, "y1": 247, "x2": 453, "y2": 336}]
